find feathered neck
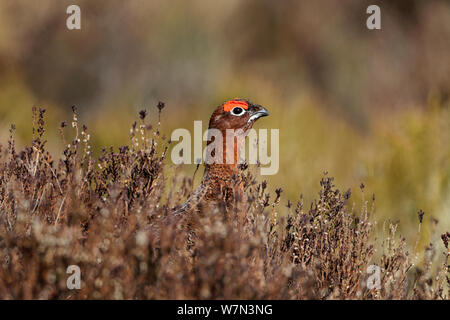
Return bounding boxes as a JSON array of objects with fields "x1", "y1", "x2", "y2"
[{"x1": 203, "y1": 127, "x2": 247, "y2": 182}]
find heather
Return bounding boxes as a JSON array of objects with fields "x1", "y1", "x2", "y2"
[{"x1": 0, "y1": 106, "x2": 447, "y2": 299}]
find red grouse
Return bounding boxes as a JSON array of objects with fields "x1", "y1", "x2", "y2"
[{"x1": 174, "y1": 98, "x2": 269, "y2": 215}]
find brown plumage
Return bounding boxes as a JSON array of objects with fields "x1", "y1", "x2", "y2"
[{"x1": 174, "y1": 98, "x2": 269, "y2": 215}]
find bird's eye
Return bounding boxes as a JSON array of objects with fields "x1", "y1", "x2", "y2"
[{"x1": 231, "y1": 107, "x2": 245, "y2": 116}]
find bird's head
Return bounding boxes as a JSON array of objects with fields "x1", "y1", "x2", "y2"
[{"x1": 208, "y1": 98, "x2": 269, "y2": 133}]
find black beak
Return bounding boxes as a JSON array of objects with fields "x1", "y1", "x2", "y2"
[{"x1": 248, "y1": 106, "x2": 269, "y2": 123}]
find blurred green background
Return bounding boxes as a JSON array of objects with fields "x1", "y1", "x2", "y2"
[{"x1": 0, "y1": 0, "x2": 449, "y2": 246}]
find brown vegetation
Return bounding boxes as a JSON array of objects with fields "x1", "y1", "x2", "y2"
[{"x1": 0, "y1": 105, "x2": 448, "y2": 299}]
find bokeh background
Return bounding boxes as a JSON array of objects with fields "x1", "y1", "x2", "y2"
[{"x1": 0, "y1": 0, "x2": 449, "y2": 247}]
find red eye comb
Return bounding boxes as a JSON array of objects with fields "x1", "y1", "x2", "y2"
[{"x1": 223, "y1": 99, "x2": 249, "y2": 112}]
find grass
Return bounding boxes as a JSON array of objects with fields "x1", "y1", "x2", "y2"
[{"x1": 0, "y1": 104, "x2": 448, "y2": 299}]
